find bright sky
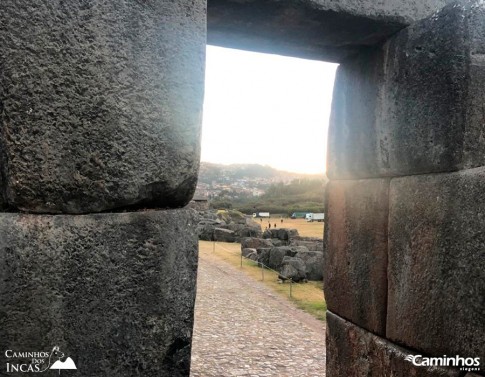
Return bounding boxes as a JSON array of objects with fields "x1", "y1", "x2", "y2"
[{"x1": 201, "y1": 45, "x2": 338, "y2": 174}]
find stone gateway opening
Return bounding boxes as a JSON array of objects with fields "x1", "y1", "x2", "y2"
[
  {"x1": 190, "y1": 46, "x2": 335, "y2": 375},
  {"x1": 0, "y1": 1, "x2": 483, "y2": 376}
]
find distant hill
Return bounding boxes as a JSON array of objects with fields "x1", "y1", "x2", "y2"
[
  {"x1": 197, "y1": 162, "x2": 328, "y2": 215},
  {"x1": 198, "y1": 162, "x2": 325, "y2": 183}
]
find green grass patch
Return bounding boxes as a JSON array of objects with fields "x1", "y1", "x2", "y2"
[
  {"x1": 200, "y1": 241, "x2": 327, "y2": 322},
  {"x1": 294, "y1": 300, "x2": 327, "y2": 322}
]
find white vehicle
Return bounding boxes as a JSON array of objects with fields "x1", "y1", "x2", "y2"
[
  {"x1": 305, "y1": 213, "x2": 325, "y2": 222},
  {"x1": 252, "y1": 212, "x2": 270, "y2": 218}
]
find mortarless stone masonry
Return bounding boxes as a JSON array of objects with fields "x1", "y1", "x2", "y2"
[
  {"x1": 0, "y1": 209, "x2": 198, "y2": 377},
  {"x1": 328, "y1": 1, "x2": 485, "y2": 179},
  {"x1": 324, "y1": 179, "x2": 389, "y2": 336},
  {"x1": 388, "y1": 168, "x2": 485, "y2": 366},
  {"x1": 208, "y1": 0, "x2": 453, "y2": 61},
  {"x1": 327, "y1": 311, "x2": 462, "y2": 377},
  {"x1": 0, "y1": 0, "x2": 206, "y2": 213},
  {"x1": 2, "y1": 0, "x2": 485, "y2": 376}
]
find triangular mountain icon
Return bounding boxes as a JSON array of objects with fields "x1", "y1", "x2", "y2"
[{"x1": 50, "y1": 357, "x2": 77, "y2": 370}]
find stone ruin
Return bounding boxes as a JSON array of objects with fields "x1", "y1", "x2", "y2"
[
  {"x1": 241, "y1": 236, "x2": 324, "y2": 282},
  {"x1": 196, "y1": 210, "x2": 324, "y2": 281},
  {"x1": 1, "y1": 0, "x2": 484, "y2": 376},
  {"x1": 196, "y1": 209, "x2": 325, "y2": 281},
  {"x1": 197, "y1": 209, "x2": 263, "y2": 242}
]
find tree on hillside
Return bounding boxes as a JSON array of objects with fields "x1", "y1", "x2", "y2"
[{"x1": 226, "y1": 178, "x2": 328, "y2": 215}]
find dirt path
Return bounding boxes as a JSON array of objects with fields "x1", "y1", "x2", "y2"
[{"x1": 190, "y1": 250, "x2": 326, "y2": 377}]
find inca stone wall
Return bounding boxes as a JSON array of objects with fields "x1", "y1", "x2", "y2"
[
  {"x1": 0, "y1": 0, "x2": 205, "y2": 214},
  {"x1": 325, "y1": 1, "x2": 485, "y2": 375},
  {"x1": 208, "y1": 0, "x2": 454, "y2": 61},
  {"x1": 0, "y1": 210, "x2": 198, "y2": 376},
  {"x1": 0, "y1": 0, "x2": 205, "y2": 376},
  {"x1": 1, "y1": 0, "x2": 484, "y2": 376}
]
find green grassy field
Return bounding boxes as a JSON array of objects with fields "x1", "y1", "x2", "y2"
[
  {"x1": 257, "y1": 216, "x2": 324, "y2": 238},
  {"x1": 199, "y1": 240, "x2": 327, "y2": 321}
]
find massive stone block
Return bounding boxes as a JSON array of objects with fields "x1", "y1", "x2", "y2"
[
  {"x1": 328, "y1": 47, "x2": 387, "y2": 177},
  {"x1": 208, "y1": 0, "x2": 451, "y2": 61},
  {"x1": 328, "y1": 1, "x2": 485, "y2": 179},
  {"x1": 388, "y1": 168, "x2": 485, "y2": 367},
  {"x1": 324, "y1": 179, "x2": 389, "y2": 335},
  {"x1": 0, "y1": 209, "x2": 198, "y2": 377},
  {"x1": 0, "y1": 0, "x2": 205, "y2": 213},
  {"x1": 327, "y1": 311, "x2": 462, "y2": 377}
]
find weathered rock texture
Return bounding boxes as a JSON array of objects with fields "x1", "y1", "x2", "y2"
[
  {"x1": 0, "y1": 209, "x2": 198, "y2": 377},
  {"x1": 268, "y1": 246, "x2": 297, "y2": 270},
  {"x1": 324, "y1": 3, "x2": 485, "y2": 372},
  {"x1": 289, "y1": 237, "x2": 324, "y2": 251},
  {"x1": 197, "y1": 210, "x2": 262, "y2": 242},
  {"x1": 241, "y1": 248, "x2": 257, "y2": 258},
  {"x1": 328, "y1": 47, "x2": 387, "y2": 178},
  {"x1": 325, "y1": 3, "x2": 485, "y2": 375},
  {"x1": 328, "y1": 1, "x2": 485, "y2": 179},
  {"x1": 240, "y1": 237, "x2": 324, "y2": 281},
  {"x1": 208, "y1": 0, "x2": 452, "y2": 61},
  {"x1": 241, "y1": 237, "x2": 273, "y2": 250},
  {"x1": 279, "y1": 257, "x2": 307, "y2": 282},
  {"x1": 295, "y1": 250, "x2": 323, "y2": 281},
  {"x1": 388, "y1": 168, "x2": 485, "y2": 366},
  {"x1": 0, "y1": 0, "x2": 205, "y2": 213},
  {"x1": 2, "y1": 0, "x2": 484, "y2": 376},
  {"x1": 213, "y1": 227, "x2": 236, "y2": 243},
  {"x1": 262, "y1": 228, "x2": 299, "y2": 241},
  {"x1": 326, "y1": 311, "x2": 462, "y2": 377},
  {"x1": 186, "y1": 199, "x2": 210, "y2": 211},
  {"x1": 324, "y1": 179, "x2": 389, "y2": 336}
]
